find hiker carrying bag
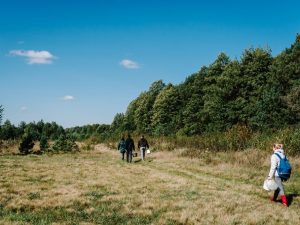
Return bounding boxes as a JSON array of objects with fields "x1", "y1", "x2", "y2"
[{"x1": 274, "y1": 153, "x2": 292, "y2": 181}]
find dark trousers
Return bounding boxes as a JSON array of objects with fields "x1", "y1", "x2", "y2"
[
  {"x1": 126, "y1": 150, "x2": 133, "y2": 163},
  {"x1": 121, "y1": 152, "x2": 125, "y2": 160}
]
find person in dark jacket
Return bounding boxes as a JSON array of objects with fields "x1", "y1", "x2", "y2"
[
  {"x1": 138, "y1": 135, "x2": 149, "y2": 161},
  {"x1": 125, "y1": 134, "x2": 135, "y2": 163},
  {"x1": 117, "y1": 136, "x2": 126, "y2": 160}
]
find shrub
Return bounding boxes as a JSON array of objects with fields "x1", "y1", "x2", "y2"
[
  {"x1": 52, "y1": 134, "x2": 79, "y2": 152},
  {"x1": 224, "y1": 125, "x2": 252, "y2": 151},
  {"x1": 281, "y1": 127, "x2": 300, "y2": 156},
  {"x1": 39, "y1": 135, "x2": 49, "y2": 153},
  {"x1": 19, "y1": 134, "x2": 34, "y2": 155}
]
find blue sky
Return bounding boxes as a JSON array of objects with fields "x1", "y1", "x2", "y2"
[{"x1": 1, "y1": 0, "x2": 299, "y2": 127}]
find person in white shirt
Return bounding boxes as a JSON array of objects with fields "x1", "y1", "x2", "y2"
[{"x1": 267, "y1": 143, "x2": 288, "y2": 206}]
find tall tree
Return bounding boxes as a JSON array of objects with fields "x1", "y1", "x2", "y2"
[
  {"x1": 180, "y1": 68, "x2": 207, "y2": 135},
  {"x1": 239, "y1": 47, "x2": 273, "y2": 129},
  {"x1": 202, "y1": 53, "x2": 231, "y2": 131},
  {"x1": 151, "y1": 84, "x2": 180, "y2": 135},
  {"x1": 133, "y1": 80, "x2": 165, "y2": 133},
  {"x1": 111, "y1": 113, "x2": 125, "y2": 135}
]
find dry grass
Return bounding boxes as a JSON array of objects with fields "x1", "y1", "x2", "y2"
[{"x1": 0, "y1": 144, "x2": 299, "y2": 225}]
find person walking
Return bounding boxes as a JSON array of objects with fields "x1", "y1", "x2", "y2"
[
  {"x1": 117, "y1": 136, "x2": 126, "y2": 161},
  {"x1": 125, "y1": 134, "x2": 135, "y2": 163},
  {"x1": 267, "y1": 143, "x2": 288, "y2": 206},
  {"x1": 138, "y1": 135, "x2": 149, "y2": 161}
]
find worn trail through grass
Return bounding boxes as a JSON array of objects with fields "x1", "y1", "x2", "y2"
[{"x1": 0, "y1": 144, "x2": 299, "y2": 225}]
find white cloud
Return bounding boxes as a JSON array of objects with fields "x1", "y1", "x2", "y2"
[
  {"x1": 10, "y1": 50, "x2": 55, "y2": 64},
  {"x1": 62, "y1": 95, "x2": 75, "y2": 101},
  {"x1": 120, "y1": 59, "x2": 140, "y2": 69},
  {"x1": 20, "y1": 106, "x2": 27, "y2": 111}
]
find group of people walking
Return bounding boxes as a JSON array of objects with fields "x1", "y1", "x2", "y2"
[{"x1": 117, "y1": 134, "x2": 149, "y2": 163}]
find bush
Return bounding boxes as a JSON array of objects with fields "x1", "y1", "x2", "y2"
[
  {"x1": 224, "y1": 125, "x2": 252, "y2": 151},
  {"x1": 280, "y1": 127, "x2": 300, "y2": 156},
  {"x1": 52, "y1": 134, "x2": 79, "y2": 152},
  {"x1": 39, "y1": 135, "x2": 49, "y2": 153},
  {"x1": 19, "y1": 134, "x2": 34, "y2": 155}
]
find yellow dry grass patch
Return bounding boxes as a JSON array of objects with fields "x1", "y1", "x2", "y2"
[{"x1": 0, "y1": 144, "x2": 299, "y2": 225}]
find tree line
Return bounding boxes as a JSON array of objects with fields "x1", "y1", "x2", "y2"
[
  {"x1": 1, "y1": 34, "x2": 300, "y2": 154},
  {"x1": 0, "y1": 117, "x2": 79, "y2": 154},
  {"x1": 110, "y1": 35, "x2": 300, "y2": 137}
]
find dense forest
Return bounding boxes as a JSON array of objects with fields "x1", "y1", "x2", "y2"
[
  {"x1": 109, "y1": 34, "x2": 300, "y2": 136},
  {"x1": 1, "y1": 35, "x2": 300, "y2": 154}
]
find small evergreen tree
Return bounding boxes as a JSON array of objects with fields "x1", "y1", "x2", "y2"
[
  {"x1": 19, "y1": 133, "x2": 34, "y2": 155},
  {"x1": 52, "y1": 134, "x2": 78, "y2": 152},
  {"x1": 39, "y1": 134, "x2": 49, "y2": 153}
]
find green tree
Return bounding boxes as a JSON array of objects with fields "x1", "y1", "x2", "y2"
[
  {"x1": 17, "y1": 121, "x2": 27, "y2": 139},
  {"x1": 283, "y1": 86, "x2": 300, "y2": 120},
  {"x1": 239, "y1": 48, "x2": 273, "y2": 129},
  {"x1": 52, "y1": 134, "x2": 78, "y2": 152},
  {"x1": 151, "y1": 84, "x2": 181, "y2": 135},
  {"x1": 180, "y1": 69, "x2": 207, "y2": 135},
  {"x1": 0, "y1": 120, "x2": 17, "y2": 140},
  {"x1": 201, "y1": 53, "x2": 231, "y2": 131},
  {"x1": 25, "y1": 122, "x2": 40, "y2": 140},
  {"x1": 19, "y1": 133, "x2": 34, "y2": 155},
  {"x1": 271, "y1": 34, "x2": 300, "y2": 125},
  {"x1": 133, "y1": 80, "x2": 166, "y2": 133},
  {"x1": 111, "y1": 113, "x2": 125, "y2": 135},
  {"x1": 39, "y1": 134, "x2": 49, "y2": 153}
]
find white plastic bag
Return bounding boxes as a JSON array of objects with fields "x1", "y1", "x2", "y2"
[
  {"x1": 263, "y1": 179, "x2": 278, "y2": 191},
  {"x1": 146, "y1": 149, "x2": 151, "y2": 154}
]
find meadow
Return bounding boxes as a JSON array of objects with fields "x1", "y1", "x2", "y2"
[{"x1": 0, "y1": 144, "x2": 299, "y2": 225}]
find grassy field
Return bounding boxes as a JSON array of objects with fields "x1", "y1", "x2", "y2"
[{"x1": 0, "y1": 144, "x2": 299, "y2": 225}]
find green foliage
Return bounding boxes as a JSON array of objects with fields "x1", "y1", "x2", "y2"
[
  {"x1": 0, "y1": 120, "x2": 17, "y2": 140},
  {"x1": 19, "y1": 133, "x2": 34, "y2": 155},
  {"x1": 39, "y1": 134, "x2": 49, "y2": 153},
  {"x1": 105, "y1": 35, "x2": 300, "y2": 143},
  {"x1": 52, "y1": 134, "x2": 79, "y2": 152},
  {"x1": 132, "y1": 80, "x2": 166, "y2": 133},
  {"x1": 66, "y1": 124, "x2": 110, "y2": 142},
  {"x1": 110, "y1": 113, "x2": 126, "y2": 135},
  {"x1": 275, "y1": 127, "x2": 300, "y2": 156},
  {"x1": 151, "y1": 84, "x2": 180, "y2": 135}
]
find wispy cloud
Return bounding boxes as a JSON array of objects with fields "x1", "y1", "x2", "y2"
[
  {"x1": 20, "y1": 106, "x2": 27, "y2": 111},
  {"x1": 62, "y1": 95, "x2": 75, "y2": 101},
  {"x1": 9, "y1": 50, "x2": 55, "y2": 64},
  {"x1": 17, "y1": 41, "x2": 24, "y2": 45},
  {"x1": 120, "y1": 59, "x2": 140, "y2": 69}
]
